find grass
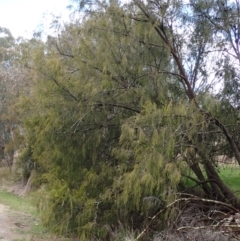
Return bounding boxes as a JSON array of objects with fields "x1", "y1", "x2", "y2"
[
  {"x1": 0, "y1": 191, "x2": 36, "y2": 214},
  {"x1": 0, "y1": 164, "x2": 238, "y2": 241},
  {"x1": 183, "y1": 165, "x2": 240, "y2": 195},
  {"x1": 0, "y1": 166, "x2": 36, "y2": 215},
  {"x1": 0, "y1": 189, "x2": 76, "y2": 241},
  {"x1": 219, "y1": 165, "x2": 240, "y2": 195},
  {"x1": 0, "y1": 190, "x2": 50, "y2": 238},
  {"x1": 0, "y1": 167, "x2": 76, "y2": 241}
]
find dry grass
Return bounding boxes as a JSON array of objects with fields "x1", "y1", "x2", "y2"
[{"x1": 0, "y1": 166, "x2": 16, "y2": 187}]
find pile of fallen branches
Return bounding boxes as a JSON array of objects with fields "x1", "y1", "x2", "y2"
[{"x1": 135, "y1": 194, "x2": 240, "y2": 241}]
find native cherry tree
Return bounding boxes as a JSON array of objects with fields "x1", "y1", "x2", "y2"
[{"x1": 17, "y1": 0, "x2": 240, "y2": 239}]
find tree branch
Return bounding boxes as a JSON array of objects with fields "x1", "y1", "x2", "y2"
[
  {"x1": 95, "y1": 102, "x2": 141, "y2": 113},
  {"x1": 135, "y1": 195, "x2": 239, "y2": 240}
]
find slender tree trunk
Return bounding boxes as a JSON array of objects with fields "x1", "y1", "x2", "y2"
[
  {"x1": 134, "y1": 0, "x2": 240, "y2": 165},
  {"x1": 188, "y1": 162, "x2": 212, "y2": 196},
  {"x1": 205, "y1": 159, "x2": 240, "y2": 208}
]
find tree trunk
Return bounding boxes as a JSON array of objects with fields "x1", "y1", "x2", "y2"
[{"x1": 134, "y1": 0, "x2": 240, "y2": 165}]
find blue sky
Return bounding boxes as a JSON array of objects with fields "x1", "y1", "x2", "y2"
[{"x1": 0, "y1": 0, "x2": 72, "y2": 38}]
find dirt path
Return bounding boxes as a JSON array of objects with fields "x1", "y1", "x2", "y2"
[
  {"x1": 0, "y1": 201, "x2": 76, "y2": 241},
  {"x1": 0, "y1": 203, "x2": 36, "y2": 241}
]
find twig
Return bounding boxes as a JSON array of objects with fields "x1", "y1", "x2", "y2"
[{"x1": 134, "y1": 195, "x2": 239, "y2": 240}]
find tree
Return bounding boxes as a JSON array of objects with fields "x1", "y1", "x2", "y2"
[
  {"x1": 18, "y1": 0, "x2": 240, "y2": 239},
  {"x1": 0, "y1": 27, "x2": 29, "y2": 167}
]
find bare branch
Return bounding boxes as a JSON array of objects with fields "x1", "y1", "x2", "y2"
[{"x1": 135, "y1": 195, "x2": 239, "y2": 240}]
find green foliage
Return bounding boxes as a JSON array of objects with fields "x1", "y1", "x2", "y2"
[
  {"x1": 14, "y1": 0, "x2": 240, "y2": 240},
  {"x1": 0, "y1": 28, "x2": 32, "y2": 168},
  {"x1": 19, "y1": 7, "x2": 182, "y2": 238}
]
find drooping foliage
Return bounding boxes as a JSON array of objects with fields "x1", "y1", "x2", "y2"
[{"x1": 15, "y1": 0, "x2": 240, "y2": 240}]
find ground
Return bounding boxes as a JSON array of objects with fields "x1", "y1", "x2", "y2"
[
  {"x1": 0, "y1": 193, "x2": 75, "y2": 241},
  {"x1": 0, "y1": 167, "x2": 75, "y2": 241},
  {"x1": 0, "y1": 202, "x2": 36, "y2": 241}
]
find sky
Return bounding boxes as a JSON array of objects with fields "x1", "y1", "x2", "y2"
[{"x1": 0, "y1": 0, "x2": 73, "y2": 39}]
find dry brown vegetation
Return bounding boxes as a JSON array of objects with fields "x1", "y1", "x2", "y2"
[{"x1": 135, "y1": 195, "x2": 240, "y2": 241}]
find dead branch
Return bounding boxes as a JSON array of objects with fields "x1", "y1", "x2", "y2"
[{"x1": 134, "y1": 195, "x2": 239, "y2": 240}]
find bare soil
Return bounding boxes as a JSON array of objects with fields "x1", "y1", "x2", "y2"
[
  {"x1": 0, "y1": 202, "x2": 35, "y2": 241},
  {"x1": 0, "y1": 182, "x2": 67, "y2": 241},
  {"x1": 0, "y1": 200, "x2": 70, "y2": 241},
  {"x1": 0, "y1": 166, "x2": 76, "y2": 241}
]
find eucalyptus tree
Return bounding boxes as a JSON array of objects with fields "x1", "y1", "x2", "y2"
[
  {"x1": 190, "y1": 0, "x2": 240, "y2": 155},
  {"x1": 0, "y1": 28, "x2": 28, "y2": 165},
  {"x1": 112, "y1": 0, "x2": 240, "y2": 205},
  {"x1": 20, "y1": 0, "x2": 240, "y2": 239}
]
